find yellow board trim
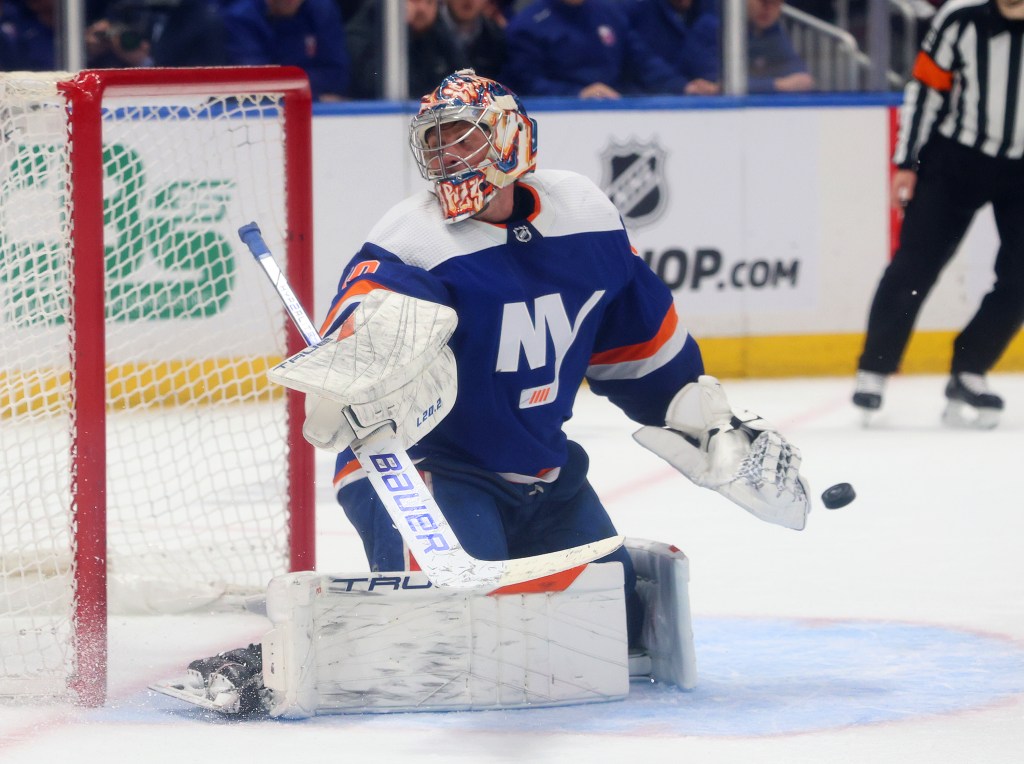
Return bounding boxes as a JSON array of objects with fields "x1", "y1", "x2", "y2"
[
  {"x1": 5, "y1": 330, "x2": 1022, "y2": 418},
  {"x1": 697, "y1": 331, "x2": 1024, "y2": 378},
  {"x1": 1, "y1": 356, "x2": 285, "y2": 418}
]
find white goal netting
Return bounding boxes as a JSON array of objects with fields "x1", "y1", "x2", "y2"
[{"x1": 0, "y1": 70, "x2": 313, "y2": 702}]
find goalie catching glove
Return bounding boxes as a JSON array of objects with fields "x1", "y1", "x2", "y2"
[
  {"x1": 633, "y1": 375, "x2": 810, "y2": 530},
  {"x1": 269, "y1": 290, "x2": 458, "y2": 452}
]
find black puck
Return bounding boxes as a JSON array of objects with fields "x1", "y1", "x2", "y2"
[{"x1": 821, "y1": 482, "x2": 856, "y2": 509}]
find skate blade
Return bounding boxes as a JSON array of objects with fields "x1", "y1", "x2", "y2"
[
  {"x1": 941, "y1": 401, "x2": 1000, "y2": 430},
  {"x1": 856, "y1": 408, "x2": 878, "y2": 428}
]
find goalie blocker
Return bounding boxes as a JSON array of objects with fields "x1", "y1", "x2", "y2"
[
  {"x1": 268, "y1": 289, "x2": 460, "y2": 453},
  {"x1": 151, "y1": 539, "x2": 696, "y2": 716}
]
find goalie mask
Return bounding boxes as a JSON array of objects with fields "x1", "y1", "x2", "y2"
[{"x1": 410, "y1": 69, "x2": 538, "y2": 223}]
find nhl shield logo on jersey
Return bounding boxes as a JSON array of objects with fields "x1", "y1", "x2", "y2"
[
  {"x1": 600, "y1": 139, "x2": 668, "y2": 229},
  {"x1": 512, "y1": 224, "x2": 532, "y2": 243}
]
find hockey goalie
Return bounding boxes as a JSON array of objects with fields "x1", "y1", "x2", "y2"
[{"x1": 153, "y1": 70, "x2": 810, "y2": 717}]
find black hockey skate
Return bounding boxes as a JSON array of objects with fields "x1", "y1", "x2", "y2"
[
  {"x1": 151, "y1": 643, "x2": 267, "y2": 715},
  {"x1": 942, "y1": 373, "x2": 1003, "y2": 430},
  {"x1": 852, "y1": 371, "x2": 886, "y2": 420}
]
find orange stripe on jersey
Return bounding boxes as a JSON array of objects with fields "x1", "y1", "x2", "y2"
[
  {"x1": 333, "y1": 458, "x2": 361, "y2": 486},
  {"x1": 588, "y1": 304, "x2": 679, "y2": 366},
  {"x1": 318, "y1": 279, "x2": 390, "y2": 336},
  {"x1": 488, "y1": 564, "x2": 587, "y2": 595},
  {"x1": 912, "y1": 51, "x2": 953, "y2": 91}
]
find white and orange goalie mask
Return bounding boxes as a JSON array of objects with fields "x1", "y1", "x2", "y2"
[{"x1": 409, "y1": 69, "x2": 538, "y2": 223}]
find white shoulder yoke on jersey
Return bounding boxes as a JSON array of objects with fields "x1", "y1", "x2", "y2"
[{"x1": 364, "y1": 169, "x2": 626, "y2": 273}]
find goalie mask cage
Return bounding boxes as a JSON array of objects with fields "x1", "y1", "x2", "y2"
[{"x1": 0, "y1": 67, "x2": 316, "y2": 707}]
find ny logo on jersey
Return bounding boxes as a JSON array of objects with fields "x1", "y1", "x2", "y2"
[{"x1": 496, "y1": 291, "x2": 605, "y2": 408}]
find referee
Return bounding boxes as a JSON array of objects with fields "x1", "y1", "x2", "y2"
[{"x1": 853, "y1": 0, "x2": 1024, "y2": 428}]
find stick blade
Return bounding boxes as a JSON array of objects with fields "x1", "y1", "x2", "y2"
[
  {"x1": 423, "y1": 535, "x2": 626, "y2": 591},
  {"x1": 493, "y1": 534, "x2": 626, "y2": 589}
]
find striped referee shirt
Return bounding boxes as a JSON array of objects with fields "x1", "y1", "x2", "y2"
[{"x1": 894, "y1": 0, "x2": 1024, "y2": 167}]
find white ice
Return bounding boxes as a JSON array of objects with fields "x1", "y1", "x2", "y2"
[{"x1": 2, "y1": 373, "x2": 1023, "y2": 764}]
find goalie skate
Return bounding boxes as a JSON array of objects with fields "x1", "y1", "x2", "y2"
[
  {"x1": 150, "y1": 644, "x2": 267, "y2": 715},
  {"x1": 941, "y1": 373, "x2": 1003, "y2": 430}
]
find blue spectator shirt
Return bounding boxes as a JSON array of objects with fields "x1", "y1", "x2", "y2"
[
  {"x1": 748, "y1": 20, "x2": 808, "y2": 92},
  {"x1": 1, "y1": 0, "x2": 54, "y2": 70},
  {"x1": 0, "y1": 3, "x2": 20, "y2": 69},
  {"x1": 502, "y1": 0, "x2": 688, "y2": 96},
  {"x1": 624, "y1": 0, "x2": 720, "y2": 87},
  {"x1": 222, "y1": 0, "x2": 350, "y2": 99}
]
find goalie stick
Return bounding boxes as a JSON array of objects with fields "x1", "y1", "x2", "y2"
[{"x1": 238, "y1": 223, "x2": 624, "y2": 590}]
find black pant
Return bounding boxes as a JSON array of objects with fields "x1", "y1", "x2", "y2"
[{"x1": 858, "y1": 136, "x2": 1024, "y2": 375}]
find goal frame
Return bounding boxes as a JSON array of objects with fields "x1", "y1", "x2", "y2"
[{"x1": 58, "y1": 67, "x2": 316, "y2": 706}]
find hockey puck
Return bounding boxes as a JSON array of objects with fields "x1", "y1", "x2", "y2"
[{"x1": 821, "y1": 483, "x2": 856, "y2": 509}]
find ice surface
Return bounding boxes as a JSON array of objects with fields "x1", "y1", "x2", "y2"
[{"x1": 2, "y1": 374, "x2": 1023, "y2": 764}]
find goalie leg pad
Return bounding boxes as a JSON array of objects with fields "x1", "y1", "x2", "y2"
[
  {"x1": 261, "y1": 564, "x2": 629, "y2": 717},
  {"x1": 626, "y1": 538, "x2": 697, "y2": 689}
]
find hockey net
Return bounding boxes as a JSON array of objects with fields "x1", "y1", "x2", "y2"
[{"x1": 0, "y1": 68, "x2": 315, "y2": 705}]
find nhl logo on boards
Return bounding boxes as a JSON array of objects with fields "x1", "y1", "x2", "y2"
[{"x1": 600, "y1": 139, "x2": 667, "y2": 229}]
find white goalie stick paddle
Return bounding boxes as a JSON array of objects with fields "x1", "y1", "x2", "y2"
[{"x1": 238, "y1": 223, "x2": 624, "y2": 590}]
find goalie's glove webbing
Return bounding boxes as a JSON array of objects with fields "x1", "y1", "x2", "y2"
[{"x1": 633, "y1": 375, "x2": 810, "y2": 530}]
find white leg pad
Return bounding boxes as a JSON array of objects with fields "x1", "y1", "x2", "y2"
[
  {"x1": 626, "y1": 538, "x2": 697, "y2": 689},
  {"x1": 261, "y1": 562, "x2": 629, "y2": 717}
]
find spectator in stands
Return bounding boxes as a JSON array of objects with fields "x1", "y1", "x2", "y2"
[
  {"x1": 1, "y1": 0, "x2": 24, "y2": 70},
  {"x1": 484, "y1": 0, "x2": 515, "y2": 26},
  {"x1": 785, "y1": 0, "x2": 835, "y2": 25},
  {"x1": 346, "y1": 0, "x2": 462, "y2": 100},
  {"x1": 85, "y1": 0, "x2": 227, "y2": 68},
  {"x1": 624, "y1": 0, "x2": 720, "y2": 94},
  {"x1": 334, "y1": 0, "x2": 367, "y2": 23},
  {"x1": 1, "y1": 0, "x2": 55, "y2": 70},
  {"x1": 223, "y1": 0, "x2": 350, "y2": 101},
  {"x1": 439, "y1": 0, "x2": 506, "y2": 80},
  {"x1": 502, "y1": 0, "x2": 692, "y2": 98},
  {"x1": 675, "y1": 0, "x2": 814, "y2": 94},
  {"x1": 746, "y1": 0, "x2": 813, "y2": 92}
]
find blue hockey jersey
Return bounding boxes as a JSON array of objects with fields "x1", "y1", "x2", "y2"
[{"x1": 323, "y1": 169, "x2": 704, "y2": 491}]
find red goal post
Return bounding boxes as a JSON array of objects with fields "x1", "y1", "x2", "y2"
[{"x1": 0, "y1": 67, "x2": 316, "y2": 706}]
